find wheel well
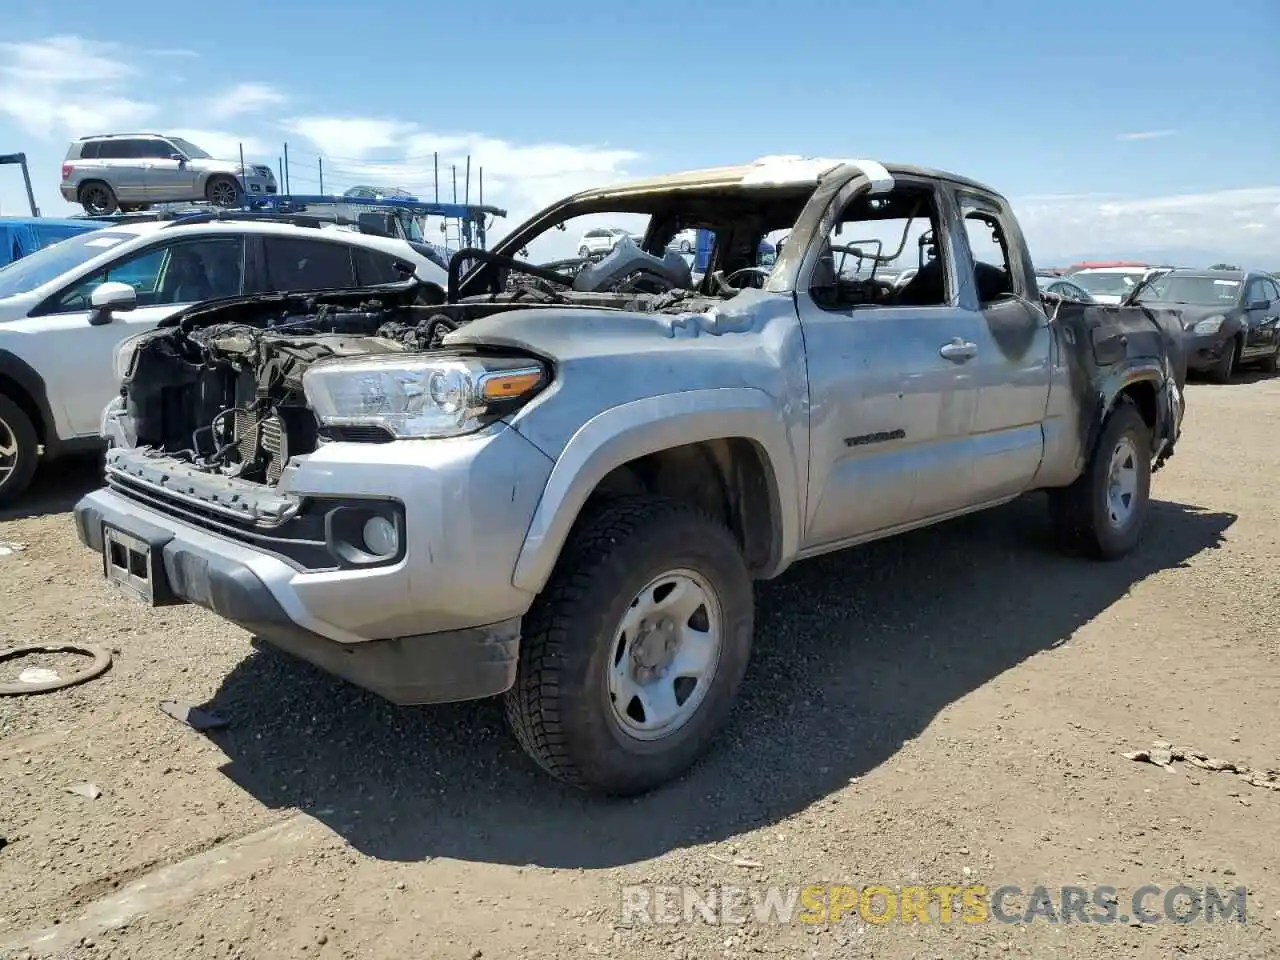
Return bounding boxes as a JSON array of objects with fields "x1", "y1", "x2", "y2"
[
  {"x1": 0, "y1": 376, "x2": 46, "y2": 443},
  {"x1": 1117, "y1": 380, "x2": 1158, "y2": 432},
  {"x1": 589, "y1": 439, "x2": 778, "y2": 575}
]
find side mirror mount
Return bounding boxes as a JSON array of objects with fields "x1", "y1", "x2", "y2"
[
  {"x1": 170, "y1": 153, "x2": 187, "y2": 165},
  {"x1": 88, "y1": 281, "x2": 137, "y2": 325},
  {"x1": 1248, "y1": 298, "x2": 1270, "y2": 311}
]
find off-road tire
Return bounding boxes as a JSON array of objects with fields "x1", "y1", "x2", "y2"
[
  {"x1": 205, "y1": 175, "x2": 243, "y2": 208},
  {"x1": 0, "y1": 394, "x2": 40, "y2": 508},
  {"x1": 504, "y1": 496, "x2": 754, "y2": 795},
  {"x1": 1049, "y1": 397, "x2": 1151, "y2": 560},
  {"x1": 1211, "y1": 336, "x2": 1238, "y2": 383},
  {"x1": 78, "y1": 181, "x2": 118, "y2": 216}
]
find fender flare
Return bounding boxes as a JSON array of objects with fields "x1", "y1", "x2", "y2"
[
  {"x1": 0, "y1": 349, "x2": 55, "y2": 449},
  {"x1": 511, "y1": 388, "x2": 802, "y2": 594}
]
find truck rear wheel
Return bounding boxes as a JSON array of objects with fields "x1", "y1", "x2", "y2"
[
  {"x1": 1049, "y1": 398, "x2": 1151, "y2": 560},
  {"x1": 504, "y1": 496, "x2": 754, "y2": 795}
]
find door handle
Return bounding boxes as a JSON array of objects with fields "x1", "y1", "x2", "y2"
[{"x1": 939, "y1": 338, "x2": 977, "y2": 362}]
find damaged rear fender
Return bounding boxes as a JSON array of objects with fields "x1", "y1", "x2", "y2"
[
  {"x1": 1092, "y1": 362, "x2": 1181, "y2": 469},
  {"x1": 510, "y1": 388, "x2": 802, "y2": 594}
]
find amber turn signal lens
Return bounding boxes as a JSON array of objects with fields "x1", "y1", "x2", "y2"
[{"x1": 480, "y1": 369, "x2": 543, "y2": 401}]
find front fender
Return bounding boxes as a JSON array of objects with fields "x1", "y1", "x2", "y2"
[{"x1": 511, "y1": 387, "x2": 801, "y2": 594}]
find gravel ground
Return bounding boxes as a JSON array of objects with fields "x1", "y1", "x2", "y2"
[{"x1": 1, "y1": 376, "x2": 1278, "y2": 960}]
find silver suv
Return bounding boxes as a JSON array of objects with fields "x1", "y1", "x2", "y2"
[{"x1": 61, "y1": 133, "x2": 278, "y2": 216}]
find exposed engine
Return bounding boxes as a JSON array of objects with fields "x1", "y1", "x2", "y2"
[
  {"x1": 119, "y1": 246, "x2": 743, "y2": 487},
  {"x1": 121, "y1": 298, "x2": 465, "y2": 484}
]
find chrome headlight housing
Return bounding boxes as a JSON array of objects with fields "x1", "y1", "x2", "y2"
[
  {"x1": 1190, "y1": 314, "x2": 1226, "y2": 335},
  {"x1": 303, "y1": 353, "x2": 548, "y2": 439}
]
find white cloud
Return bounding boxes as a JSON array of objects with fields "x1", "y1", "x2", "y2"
[
  {"x1": 0, "y1": 36, "x2": 154, "y2": 138},
  {"x1": 1116, "y1": 129, "x2": 1177, "y2": 141},
  {"x1": 203, "y1": 83, "x2": 288, "y2": 121},
  {"x1": 282, "y1": 117, "x2": 418, "y2": 159},
  {"x1": 1013, "y1": 186, "x2": 1280, "y2": 265},
  {"x1": 168, "y1": 129, "x2": 275, "y2": 162},
  {"x1": 281, "y1": 119, "x2": 643, "y2": 257}
]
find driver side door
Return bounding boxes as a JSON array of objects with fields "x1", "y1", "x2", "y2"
[
  {"x1": 797, "y1": 178, "x2": 987, "y2": 551},
  {"x1": 21, "y1": 235, "x2": 246, "y2": 437}
]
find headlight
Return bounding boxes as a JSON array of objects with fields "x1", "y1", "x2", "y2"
[
  {"x1": 303, "y1": 353, "x2": 548, "y2": 439},
  {"x1": 1191, "y1": 315, "x2": 1225, "y2": 334},
  {"x1": 113, "y1": 331, "x2": 153, "y2": 380}
]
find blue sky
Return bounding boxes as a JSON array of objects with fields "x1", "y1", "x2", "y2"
[{"x1": 3, "y1": 0, "x2": 1278, "y2": 264}]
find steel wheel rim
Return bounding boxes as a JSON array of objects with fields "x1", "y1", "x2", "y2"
[
  {"x1": 0, "y1": 415, "x2": 17, "y2": 485},
  {"x1": 607, "y1": 568, "x2": 724, "y2": 741},
  {"x1": 1106, "y1": 435, "x2": 1140, "y2": 529},
  {"x1": 211, "y1": 180, "x2": 238, "y2": 205}
]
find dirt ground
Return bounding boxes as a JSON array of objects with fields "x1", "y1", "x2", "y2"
[{"x1": 1, "y1": 375, "x2": 1278, "y2": 960}]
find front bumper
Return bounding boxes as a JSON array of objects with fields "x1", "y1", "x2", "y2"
[
  {"x1": 73, "y1": 425, "x2": 555, "y2": 704},
  {"x1": 1183, "y1": 331, "x2": 1230, "y2": 371},
  {"x1": 240, "y1": 174, "x2": 277, "y2": 196}
]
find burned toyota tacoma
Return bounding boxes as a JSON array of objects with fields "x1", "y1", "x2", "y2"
[{"x1": 74, "y1": 156, "x2": 1186, "y2": 795}]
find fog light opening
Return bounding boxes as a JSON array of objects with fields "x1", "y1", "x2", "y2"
[{"x1": 361, "y1": 515, "x2": 399, "y2": 557}]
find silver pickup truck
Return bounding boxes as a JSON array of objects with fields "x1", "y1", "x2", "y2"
[{"x1": 74, "y1": 156, "x2": 1186, "y2": 795}]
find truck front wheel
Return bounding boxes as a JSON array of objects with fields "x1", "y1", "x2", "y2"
[
  {"x1": 504, "y1": 496, "x2": 754, "y2": 795},
  {"x1": 1049, "y1": 398, "x2": 1152, "y2": 560}
]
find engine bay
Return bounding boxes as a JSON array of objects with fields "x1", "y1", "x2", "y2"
[{"x1": 119, "y1": 273, "x2": 730, "y2": 486}]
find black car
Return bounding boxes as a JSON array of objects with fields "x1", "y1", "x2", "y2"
[{"x1": 1132, "y1": 269, "x2": 1280, "y2": 381}]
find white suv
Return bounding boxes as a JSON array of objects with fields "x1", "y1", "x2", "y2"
[
  {"x1": 576, "y1": 227, "x2": 640, "y2": 258},
  {"x1": 61, "y1": 133, "x2": 278, "y2": 216},
  {"x1": 1069, "y1": 266, "x2": 1171, "y2": 305},
  {"x1": 0, "y1": 217, "x2": 447, "y2": 504}
]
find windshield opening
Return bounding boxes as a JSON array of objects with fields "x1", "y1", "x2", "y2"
[
  {"x1": 168, "y1": 137, "x2": 211, "y2": 160},
  {"x1": 1071, "y1": 271, "x2": 1143, "y2": 296},
  {"x1": 458, "y1": 182, "x2": 815, "y2": 299},
  {"x1": 0, "y1": 230, "x2": 132, "y2": 299},
  {"x1": 1136, "y1": 275, "x2": 1241, "y2": 306}
]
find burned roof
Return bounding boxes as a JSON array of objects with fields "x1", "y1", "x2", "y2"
[{"x1": 564, "y1": 155, "x2": 1001, "y2": 205}]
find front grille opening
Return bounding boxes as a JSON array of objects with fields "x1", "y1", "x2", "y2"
[{"x1": 106, "y1": 472, "x2": 334, "y2": 571}]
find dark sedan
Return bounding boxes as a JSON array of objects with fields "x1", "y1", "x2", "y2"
[{"x1": 1132, "y1": 269, "x2": 1280, "y2": 381}]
